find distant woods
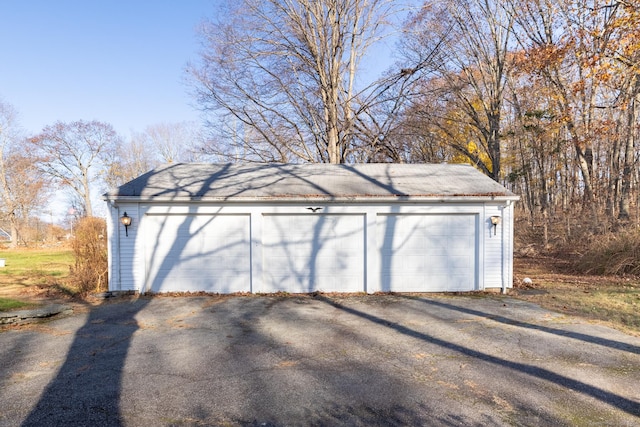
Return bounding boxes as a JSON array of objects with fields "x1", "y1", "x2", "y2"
[
  {"x1": 1, "y1": 0, "x2": 638, "y2": 253},
  {"x1": 190, "y1": 0, "x2": 640, "y2": 247},
  {"x1": 0, "y1": 112, "x2": 204, "y2": 245}
]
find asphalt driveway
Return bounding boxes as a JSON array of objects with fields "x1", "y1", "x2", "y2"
[{"x1": 1, "y1": 294, "x2": 639, "y2": 426}]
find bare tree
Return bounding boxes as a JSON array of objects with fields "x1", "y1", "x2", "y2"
[
  {"x1": 30, "y1": 120, "x2": 122, "y2": 217},
  {"x1": 134, "y1": 121, "x2": 204, "y2": 164},
  {"x1": 0, "y1": 101, "x2": 20, "y2": 245},
  {"x1": 103, "y1": 135, "x2": 156, "y2": 190},
  {"x1": 402, "y1": 0, "x2": 515, "y2": 180},
  {"x1": 0, "y1": 100, "x2": 49, "y2": 247},
  {"x1": 103, "y1": 121, "x2": 208, "y2": 190},
  {"x1": 505, "y1": 0, "x2": 640, "y2": 224},
  {"x1": 604, "y1": 1, "x2": 640, "y2": 220},
  {"x1": 104, "y1": 122, "x2": 206, "y2": 188},
  {"x1": 3, "y1": 152, "x2": 49, "y2": 245},
  {"x1": 189, "y1": 0, "x2": 403, "y2": 164}
]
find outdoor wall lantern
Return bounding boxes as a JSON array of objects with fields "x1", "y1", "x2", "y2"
[
  {"x1": 120, "y1": 212, "x2": 132, "y2": 237},
  {"x1": 490, "y1": 215, "x2": 501, "y2": 235}
]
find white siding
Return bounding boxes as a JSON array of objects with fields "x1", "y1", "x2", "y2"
[
  {"x1": 108, "y1": 202, "x2": 515, "y2": 294},
  {"x1": 504, "y1": 202, "x2": 515, "y2": 290},
  {"x1": 481, "y1": 203, "x2": 514, "y2": 291},
  {"x1": 106, "y1": 203, "x2": 117, "y2": 291},
  {"x1": 483, "y1": 205, "x2": 503, "y2": 289},
  {"x1": 111, "y1": 204, "x2": 143, "y2": 292}
]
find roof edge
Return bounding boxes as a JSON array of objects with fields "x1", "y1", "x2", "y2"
[{"x1": 103, "y1": 195, "x2": 520, "y2": 204}]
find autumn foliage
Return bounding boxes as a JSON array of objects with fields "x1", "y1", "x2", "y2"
[
  {"x1": 0, "y1": 0, "x2": 639, "y2": 276},
  {"x1": 70, "y1": 217, "x2": 108, "y2": 295},
  {"x1": 392, "y1": 1, "x2": 640, "y2": 264}
]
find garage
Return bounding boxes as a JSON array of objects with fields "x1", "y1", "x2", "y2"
[
  {"x1": 143, "y1": 213, "x2": 251, "y2": 293},
  {"x1": 378, "y1": 214, "x2": 477, "y2": 292},
  {"x1": 104, "y1": 163, "x2": 518, "y2": 294},
  {"x1": 261, "y1": 214, "x2": 365, "y2": 293}
]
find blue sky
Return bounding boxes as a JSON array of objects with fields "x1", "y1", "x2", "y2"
[
  {"x1": 0, "y1": 1, "x2": 405, "y2": 139},
  {"x1": 0, "y1": 1, "x2": 403, "y2": 223},
  {"x1": 0, "y1": 0, "x2": 215, "y2": 137}
]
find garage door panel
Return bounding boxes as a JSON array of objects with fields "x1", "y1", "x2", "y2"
[
  {"x1": 144, "y1": 214, "x2": 251, "y2": 293},
  {"x1": 402, "y1": 266, "x2": 425, "y2": 276},
  {"x1": 449, "y1": 215, "x2": 475, "y2": 232},
  {"x1": 379, "y1": 214, "x2": 477, "y2": 292},
  {"x1": 424, "y1": 239, "x2": 448, "y2": 253},
  {"x1": 423, "y1": 258, "x2": 451, "y2": 275},
  {"x1": 402, "y1": 255, "x2": 426, "y2": 271},
  {"x1": 150, "y1": 271, "x2": 246, "y2": 293},
  {"x1": 448, "y1": 275, "x2": 474, "y2": 291},
  {"x1": 423, "y1": 225, "x2": 449, "y2": 235},
  {"x1": 262, "y1": 214, "x2": 365, "y2": 293},
  {"x1": 450, "y1": 255, "x2": 472, "y2": 268},
  {"x1": 316, "y1": 256, "x2": 344, "y2": 272},
  {"x1": 449, "y1": 237, "x2": 475, "y2": 250}
]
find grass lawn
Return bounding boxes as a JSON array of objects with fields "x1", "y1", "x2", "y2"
[
  {"x1": 0, "y1": 248, "x2": 75, "y2": 310},
  {"x1": 0, "y1": 297, "x2": 36, "y2": 311},
  {"x1": 512, "y1": 256, "x2": 640, "y2": 336}
]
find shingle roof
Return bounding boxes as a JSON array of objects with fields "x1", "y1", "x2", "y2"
[{"x1": 104, "y1": 163, "x2": 518, "y2": 202}]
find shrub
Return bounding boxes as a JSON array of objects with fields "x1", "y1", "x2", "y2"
[
  {"x1": 70, "y1": 217, "x2": 108, "y2": 295},
  {"x1": 574, "y1": 229, "x2": 640, "y2": 276}
]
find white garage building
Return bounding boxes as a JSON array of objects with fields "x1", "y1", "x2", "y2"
[{"x1": 104, "y1": 163, "x2": 518, "y2": 294}]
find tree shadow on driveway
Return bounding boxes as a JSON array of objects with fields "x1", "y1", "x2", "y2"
[
  {"x1": 408, "y1": 296, "x2": 640, "y2": 355},
  {"x1": 21, "y1": 297, "x2": 149, "y2": 427},
  {"x1": 15, "y1": 294, "x2": 640, "y2": 425},
  {"x1": 315, "y1": 295, "x2": 640, "y2": 417}
]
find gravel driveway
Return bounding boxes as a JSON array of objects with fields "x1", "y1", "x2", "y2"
[{"x1": 1, "y1": 294, "x2": 639, "y2": 426}]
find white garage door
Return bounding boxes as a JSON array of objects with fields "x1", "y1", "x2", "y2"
[
  {"x1": 143, "y1": 214, "x2": 251, "y2": 293},
  {"x1": 378, "y1": 214, "x2": 477, "y2": 292},
  {"x1": 261, "y1": 214, "x2": 365, "y2": 293}
]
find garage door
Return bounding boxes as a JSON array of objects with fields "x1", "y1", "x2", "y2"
[
  {"x1": 378, "y1": 214, "x2": 477, "y2": 292},
  {"x1": 143, "y1": 214, "x2": 251, "y2": 293},
  {"x1": 261, "y1": 214, "x2": 365, "y2": 293}
]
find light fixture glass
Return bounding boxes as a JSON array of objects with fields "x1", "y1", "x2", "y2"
[
  {"x1": 120, "y1": 212, "x2": 132, "y2": 236},
  {"x1": 490, "y1": 215, "x2": 501, "y2": 235}
]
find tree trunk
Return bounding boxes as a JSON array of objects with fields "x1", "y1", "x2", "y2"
[
  {"x1": 82, "y1": 170, "x2": 93, "y2": 217},
  {"x1": 606, "y1": 121, "x2": 621, "y2": 219},
  {"x1": 8, "y1": 212, "x2": 18, "y2": 249},
  {"x1": 565, "y1": 116, "x2": 597, "y2": 222},
  {"x1": 618, "y1": 75, "x2": 639, "y2": 220},
  {"x1": 488, "y1": 114, "x2": 501, "y2": 181}
]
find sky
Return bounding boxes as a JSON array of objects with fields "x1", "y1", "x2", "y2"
[
  {"x1": 0, "y1": 0, "x2": 401, "y2": 222},
  {"x1": 0, "y1": 0, "x2": 216, "y2": 137}
]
